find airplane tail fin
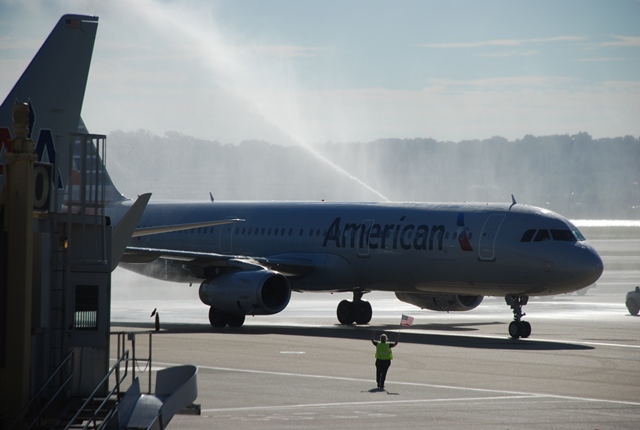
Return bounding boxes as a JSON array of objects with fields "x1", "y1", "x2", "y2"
[{"x1": 0, "y1": 14, "x2": 100, "y2": 208}]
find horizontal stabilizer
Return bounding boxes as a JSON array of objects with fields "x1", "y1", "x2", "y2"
[{"x1": 111, "y1": 193, "x2": 151, "y2": 271}]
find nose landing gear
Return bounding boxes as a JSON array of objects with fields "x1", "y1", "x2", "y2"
[{"x1": 506, "y1": 295, "x2": 531, "y2": 339}]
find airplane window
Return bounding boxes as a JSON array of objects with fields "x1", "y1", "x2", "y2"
[
  {"x1": 521, "y1": 229, "x2": 536, "y2": 242},
  {"x1": 533, "y1": 229, "x2": 551, "y2": 242},
  {"x1": 299, "y1": 228, "x2": 303, "y2": 236},
  {"x1": 289, "y1": 228, "x2": 293, "y2": 236},
  {"x1": 572, "y1": 229, "x2": 586, "y2": 241},
  {"x1": 551, "y1": 229, "x2": 575, "y2": 242}
]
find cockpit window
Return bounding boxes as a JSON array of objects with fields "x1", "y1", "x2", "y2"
[
  {"x1": 572, "y1": 229, "x2": 586, "y2": 241},
  {"x1": 520, "y1": 229, "x2": 536, "y2": 242},
  {"x1": 533, "y1": 229, "x2": 551, "y2": 242},
  {"x1": 551, "y1": 229, "x2": 576, "y2": 242},
  {"x1": 522, "y1": 227, "x2": 586, "y2": 243}
]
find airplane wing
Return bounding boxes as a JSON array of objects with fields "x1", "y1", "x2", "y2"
[{"x1": 121, "y1": 246, "x2": 315, "y2": 278}]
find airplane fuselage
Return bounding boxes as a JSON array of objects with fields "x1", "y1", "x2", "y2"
[{"x1": 108, "y1": 200, "x2": 603, "y2": 297}]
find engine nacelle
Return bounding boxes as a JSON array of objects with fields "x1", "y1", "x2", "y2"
[
  {"x1": 395, "y1": 292, "x2": 483, "y2": 312},
  {"x1": 199, "y1": 270, "x2": 291, "y2": 315}
]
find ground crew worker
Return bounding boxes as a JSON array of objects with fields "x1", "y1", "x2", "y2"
[{"x1": 371, "y1": 333, "x2": 398, "y2": 389}]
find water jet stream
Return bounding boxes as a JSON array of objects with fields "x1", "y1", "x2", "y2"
[{"x1": 130, "y1": 0, "x2": 389, "y2": 201}]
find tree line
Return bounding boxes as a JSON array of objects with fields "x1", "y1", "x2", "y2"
[{"x1": 107, "y1": 130, "x2": 639, "y2": 219}]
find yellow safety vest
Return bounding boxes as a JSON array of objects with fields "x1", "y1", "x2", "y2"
[{"x1": 375, "y1": 342, "x2": 393, "y2": 360}]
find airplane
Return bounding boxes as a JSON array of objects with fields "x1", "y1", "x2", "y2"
[
  {"x1": 103, "y1": 190, "x2": 603, "y2": 338},
  {"x1": 1, "y1": 16, "x2": 604, "y2": 341}
]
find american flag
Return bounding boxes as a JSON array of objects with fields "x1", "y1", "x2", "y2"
[{"x1": 400, "y1": 314, "x2": 414, "y2": 327}]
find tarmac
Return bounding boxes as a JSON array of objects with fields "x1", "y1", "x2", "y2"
[{"x1": 110, "y1": 234, "x2": 640, "y2": 429}]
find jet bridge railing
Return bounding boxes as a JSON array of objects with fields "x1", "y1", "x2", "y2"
[
  {"x1": 114, "y1": 331, "x2": 154, "y2": 394},
  {"x1": 63, "y1": 350, "x2": 129, "y2": 430},
  {"x1": 8, "y1": 350, "x2": 74, "y2": 430}
]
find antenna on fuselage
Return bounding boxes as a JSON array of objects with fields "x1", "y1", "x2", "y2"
[
  {"x1": 209, "y1": 192, "x2": 214, "y2": 202},
  {"x1": 509, "y1": 194, "x2": 517, "y2": 210}
]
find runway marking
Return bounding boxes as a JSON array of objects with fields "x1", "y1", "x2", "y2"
[
  {"x1": 155, "y1": 361, "x2": 640, "y2": 409},
  {"x1": 199, "y1": 395, "x2": 543, "y2": 413}
]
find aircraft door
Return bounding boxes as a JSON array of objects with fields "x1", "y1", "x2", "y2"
[
  {"x1": 219, "y1": 216, "x2": 237, "y2": 254},
  {"x1": 357, "y1": 219, "x2": 374, "y2": 257},
  {"x1": 478, "y1": 214, "x2": 505, "y2": 261}
]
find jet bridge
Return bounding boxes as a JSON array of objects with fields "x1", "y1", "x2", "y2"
[
  {"x1": 2, "y1": 106, "x2": 197, "y2": 428},
  {"x1": 1, "y1": 108, "x2": 117, "y2": 425}
]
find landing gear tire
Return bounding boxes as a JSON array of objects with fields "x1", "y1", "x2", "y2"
[
  {"x1": 336, "y1": 293, "x2": 373, "y2": 325},
  {"x1": 508, "y1": 321, "x2": 520, "y2": 339},
  {"x1": 337, "y1": 300, "x2": 355, "y2": 325},
  {"x1": 519, "y1": 321, "x2": 532, "y2": 338},
  {"x1": 208, "y1": 307, "x2": 246, "y2": 328},
  {"x1": 227, "y1": 313, "x2": 246, "y2": 327},
  {"x1": 209, "y1": 307, "x2": 228, "y2": 328},
  {"x1": 354, "y1": 300, "x2": 373, "y2": 325},
  {"x1": 508, "y1": 320, "x2": 532, "y2": 339},
  {"x1": 627, "y1": 299, "x2": 639, "y2": 316}
]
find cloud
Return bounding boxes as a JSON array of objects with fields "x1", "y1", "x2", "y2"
[
  {"x1": 594, "y1": 35, "x2": 640, "y2": 48},
  {"x1": 240, "y1": 44, "x2": 330, "y2": 59},
  {"x1": 576, "y1": 57, "x2": 627, "y2": 63},
  {"x1": 474, "y1": 50, "x2": 540, "y2": 58},
  {"x1": 416, "y1": 36, "x2": 585, "y2": 49},
  {"x1": 424, "y1": 76, "x2": 575, "y2": 90}
]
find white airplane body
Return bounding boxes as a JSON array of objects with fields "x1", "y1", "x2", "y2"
[{"x1": 1, "y1": 14, "x2": 604, "y2": 339}]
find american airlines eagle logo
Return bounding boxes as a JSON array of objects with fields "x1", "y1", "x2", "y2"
[
  {"x1": 0, "y1": 101, "x2": 62, "y2": 189},
  {"x1": 457, "y1": 212, "x2": 473, "y2": 251}
]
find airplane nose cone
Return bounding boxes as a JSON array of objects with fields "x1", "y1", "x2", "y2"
[{"x1": 577, "y1": 243, "x2": 604, "y2": 285}]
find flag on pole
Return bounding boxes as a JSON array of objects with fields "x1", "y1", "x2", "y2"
[{"x1": 400, "y1": 314, "x2": 414, "y2": 327}]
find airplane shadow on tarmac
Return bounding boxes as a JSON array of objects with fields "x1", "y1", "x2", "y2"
[{"x1": 111, "y1": 321, "x2": 593, "y2": 351}]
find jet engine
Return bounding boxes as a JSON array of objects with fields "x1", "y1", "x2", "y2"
[
  {"x1": 199, "y1": 270, "x2": 291, "y2": 315},
  {"x1": 395, "y1": 292, "x2": 483, "y2": 312}
]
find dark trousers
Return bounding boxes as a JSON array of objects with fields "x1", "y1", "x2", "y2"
[{"x1": 375, "y1": 359, "x2": 391, "y2": 387}]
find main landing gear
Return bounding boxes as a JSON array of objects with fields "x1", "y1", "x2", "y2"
[
  {"x1": 337, "y1": 291, "x2": 373, "y2": 325},
  {"x1": 208, "y1": 306, "x2": 246, "y2": 328},
  {"x1": 506, "y1": 295, "x2": 531, "y2": 339}
]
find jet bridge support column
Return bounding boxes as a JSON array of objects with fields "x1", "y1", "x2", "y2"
[{"x1": 0, "y1": 103, "x2": 37, "y2": 423}]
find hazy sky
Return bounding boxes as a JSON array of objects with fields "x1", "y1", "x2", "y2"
[{"x1": 1, "y1": 0, "x2": 639, "y2": 144}]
